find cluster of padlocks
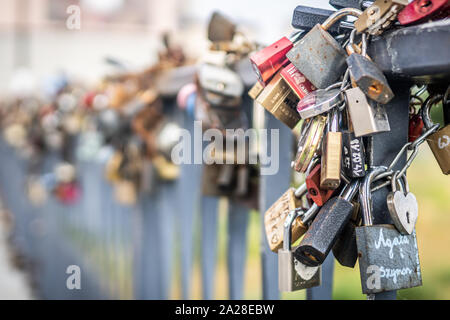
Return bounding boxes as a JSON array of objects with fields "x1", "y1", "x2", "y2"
[
  {"x1": 247, "y1": 1, "x2": 450, "y2": 295},
  {"x1": 1, "y1": 33, "x2": 194, "y2": 207}
]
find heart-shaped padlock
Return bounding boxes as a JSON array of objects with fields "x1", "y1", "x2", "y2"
[{"x1": 386, "y1": 171, "x2": 418, "y2": 235}]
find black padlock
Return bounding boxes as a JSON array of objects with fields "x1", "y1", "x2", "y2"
[
  {"x1": 342, "y1": 130, "x2": 366, "y2": 178},
  {"x1": 332, "y1": 201, "x2": 361, "y2": 268},
  {"x1": 294, "y1": 179, "x2": 360, "y2": 267}
]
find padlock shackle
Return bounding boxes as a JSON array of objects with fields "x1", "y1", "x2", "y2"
[
  {"x1": 301, "y1": 203, "x2": 320, "y2": 224},
  {"x1": 321, "y1": 8, "x2": 362, "y2": 31},
  {"x1": 283, "y1": 209, "x2": 298, "y2": 251},
  {"x1": 390, "y1": 170, "x2": 410, "y2": 195},
  {"x1": 339, "y1": 179, "x2": 360, "y2": 201},
  {"x1": 359, "y1": 166, "x2": 386, "y2": 226},
  {"x1": 421, "y1": 94, "x2": 443, "y2": 130},
  {"x1": 294, "y1": 182, "x2": 308, "y2": 198}
]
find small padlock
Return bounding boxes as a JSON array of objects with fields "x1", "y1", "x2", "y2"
[
  {"x1": 355, "y1": 0, "x2": 409, "y2": 35},
  {"x1": 356, "y1": 167, "x2": 422, "y2": 294},
  {"x1": 320, "y1": 108, "x2": 342, "y2": 190},
  {"x1": 278, "y1": 209, "x2": 321, "y2": 292},
  {"x1": 342, "y1": 109, "x2": 367, "y2": 178},
  {"x1": 197, "y1": 64, "x2": 244, "y2": 99},
  {"x1": 398, "y1": 0, "x2": 450, "y2": 26},
  {"x1": 296, "y1": 85, "x2": 344, "y2": 119},
  {"x1": 280, "y1": 63, "x2": 316, "y2": 100},
  {"x1": 250, "y1": 32, "x2": 303, "y2": 84},
  {"x1": 286, "y1": 8, "x2": 362, "y2": 89},
  {"x1": 345, "y1": 87, "x2": 391, "y2": 137},
  {"x1": 264, "y1": 183, "x2": 306, "y2": 252},
  {"x1": 408, "y1": 113, "x2": 424, "y2": 143},
  {"x1": 421, "y1": 94, "x2": 450, "y2": 174},
  {"x1": 305, "y1": 164, "x2": 336, "y2": 206},
  {"x1": 346, "y1": 30, "x2": 394, "y2": 104},
  {"x1": 293, "y1": 115, "x2": 327, "y2": 172},
  {"x1": 294, "y1": 179, "x2": 360, "y2": 267},
  {"x1": 386, "y1": 171, "x2": 419, "y2": 235},
  {"x1": 255, "y1": 71, "x2": 300, "y2": 129}
]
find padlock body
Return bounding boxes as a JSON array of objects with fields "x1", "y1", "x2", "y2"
[
  {"x1": 346, "y1": 87, "x2": 390, "y2": 137},
  {"x1": 256, "y1": 72, "x2": 300, "y2": 129},
  {"x1": 332, "y1": 220, "x2": 358, "y2": 268},
  {"x1": 305, "y1": 164, "x2": 335, "y2": 206},
  {"x1": 207, "y1": 12, "x2": 236, "y2": 42},
  {"x1": 347, "y1": 53, "x2": 394, "y2": 104},
  {"x1": 295, "y1": 196, "x2": 354, "y2": 267},
  {"x1": 286, "y1": 24, "x2": 347, "y2": 89},
  {"x1": 356, "y1": 225, "x2": 422, "y2": 294},
  {"x1": 320, "y1": 131, "x2": 342, "y2": 190},
  {"x1": 398, "y1": 0, "x2": 450, "y2": 26},
  {"x1": 264, "y1": 188, "x2": 305, "y2": 252},
  {"x1": 280, "y1": 63, "x2": 316, "y2": 99},
  {"x1": 342, "y1": 131, "x2": 366, "y2": 178},
  {"x1": 248, "y1": 81, "x2": 264, "y2": 100},
  {"x1": 427, "y1": 125, "x2": 450, "y2": 174},
  {"x1": 278, "y1": 247, "x2": 321, "y2": 292},
  {"x1": 250, "y1": 37, "x2": 293, "y2": 84}
]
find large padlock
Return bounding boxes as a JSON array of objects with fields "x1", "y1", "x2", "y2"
[
  {"x1": 346, "y1": 30, "x2": 394, "y2": 104},
  {"x1": 294, "y1": 180, "x2": 360, "y2": 267},
  {"x1": 356, "y1": 167, "x2": 422, "y2": 294},
  {"x1": 320, "y1": 108, "x2": 342, "y2": 190},
  {"x1": 278, "y1": 209, "x2": 321, "y2": 292},
  {"x1": 345, "y1": 87, "x2": 390, "y2": 137},
  {"x1": 255, "y1": 71, "x2": 300, "y2": 129},
  {"x1": 421, "y1": 94, "x2": 450, "y2": 174},
  {"x1": 286, "y1": 8, "x2": 362, "y2": 89}
]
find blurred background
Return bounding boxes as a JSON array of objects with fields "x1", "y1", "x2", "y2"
[{"x1": 0, "y1": 0, "x2": 449, "y2": 300}]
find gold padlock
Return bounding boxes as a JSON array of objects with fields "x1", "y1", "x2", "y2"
[
  {"x1": 248, "y1": 82, "x2": 264, "y2": 100},
  {"x1": 256, "y1": 71, "x2": 300, "y2": 129},
  {"x1": 320, "y1": 108, "x2": 342, "y2": 190},
  {"x1": 422, "y1": 95, "x2": 450, "y2": 175}
]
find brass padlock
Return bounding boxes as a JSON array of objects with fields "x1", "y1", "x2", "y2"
[
  {"x1": 255, "y1": 71, "x2": 300, "y2": 129},
  {"x1": 286, "y1": 8, "x2": 362, "y2": 89},
  {"x1": 355, "y1": 0, "x2": 408, "y2": 35},
  {"x1": 248, "y1": 82, "x2": 265, "y2": 100},
  {"x1": 421, "y1": 94, "x2": 450, "y2": 174},
  {"x1": 320, "y1": 108, "x2": 342, "y2": 190},
  {"x1": 207, "y1": 11, "x2": 236, "y2": 42}
]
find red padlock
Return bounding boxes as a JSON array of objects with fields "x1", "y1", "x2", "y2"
[
  {"x1": 409, "y1": 113, "x2": 425, "y2": 142},
  {"x1": 305, "y1": 164, "x2": 335, "y2": 206},
  {"x1": 250, "y1": 37, "x2": 293, "y2": 84},
  {"x1": 280, "y1": 63, "x2": 316, "y2": 99},
  {"x1": 398, "y1": 0, "x2": 450, "y2": 26}
]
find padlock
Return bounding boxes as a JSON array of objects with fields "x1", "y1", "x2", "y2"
[
  {"x1": 320, "y1": 108, "x2": 342, "y2": 190},
  {"x1": 342, "y1": 109, "x2": 367, "y2": 178},
  {"x1": 408, "y1": 113, "x2": 424, "y2": 143},
  {"x1": 356, "y1": 167, "x2": 422, "y2": 294},
  {"x1": 197, "y1": 64, "x2": 244, "y2": 99},
  {"x1": 398, "y1": 0, "x2": 450, "y2": 26},
  {"x1": 286, "y1": 8, "x2": 362, "y2": 89},
  {"x1": 306, "y1": 164, "x2": 336, "y2": 206},
  {"x1": 332, "y1": 200, "x2": 361, "y2": 268},
  {"x1": 386, "y1": 171, "x2": 419, "y2": 235},
  {"x1": 294, "y1": 180, "x2": 359, "y2": 267},
  {"x1": 421, "y1": 94, "x2": 450, "y2": 174},
  {"x1": 250, "y1": 32, "x2": 303, "y2": 84},
  {"x1": 255, "y1": 71, "x2": 300, "y2": 129},
  {"x1": 291, "y1": 5, "x2": 355, "y2": 34},
  {"x1": 293, "y1": 116, "x2": 327, "y2": 172},
  {"x1": 280, "y1": 63, "x2": 316, "y2": 100},
  {"x1": 296, "y1": 85, "x2": 344, "y2": 119},
  {"x1": 278, "y1": 209, "x2": 321, "y2": 292},
  {"x1": 345, "y1": 87, "x2": 390, "y2": 137},
  {"x1": 294, "y1": 179, "x2": 360, "y2": 267},
  {"x1": 354, "y1": 0, "x2": 408, "y2": 35},
  {"x1": 346, "y1": 30, "x2": 394, "y2": 104},
  {"x1": 264, "y1": 183, "x2": 306, "y2": 252},
  {"x1": 207, "y1": 11, "x2": 236, "y2": 42}
]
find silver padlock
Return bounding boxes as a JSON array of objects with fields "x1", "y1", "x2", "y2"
[
  {"x1": 197, "y1": 63, "x2": 244, "y2": 98},
  {"x1": 356, "y1": 167, "x2": 422, "y2": 295},
  {"x1": 345, "y1": 87, "x2": 390, "y2": 137},
  {"x1": 286, "y1": 8, "x2": 362, "y2": 89},
  {"x1": 278, "y1": 208, "x2": 321, "y2": 292}
]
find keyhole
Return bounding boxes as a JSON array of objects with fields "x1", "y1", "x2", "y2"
[
  {"x1": 368, "y1": 84, "x2": 382, "y2": 95},
  {"x1": 406, "y1": 211, "x2": 410, "y2": 224},
  {"x1": 418, "y1": 0, "x2": 433, "y2": 13}
]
